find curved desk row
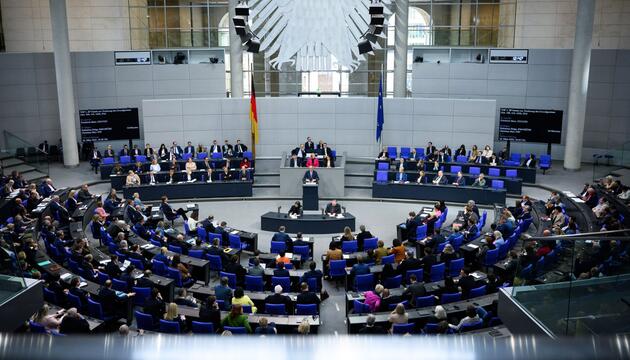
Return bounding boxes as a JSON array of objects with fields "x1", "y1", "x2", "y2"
[
  {"x1": 110, "y1": 169, "x2": 254, "y2": 190},
  {"x1": 100, "y1": 157, "x2": 253, "y2": 180},
  {"x1": 377, "y1": 160, "x2": 537, "y2": 184},
  {"x1": 372, "y1": 182, "x2": 507, "y2": 206},
  {"x1": 260, "y1": 211, "x2": 356, "y2": 234},
  {"x1": 374, "y1": 170, "x2": 522, "y2": 195},
  {"x1": 122, "y1": 180, "x2": 253, "y2": 201}
]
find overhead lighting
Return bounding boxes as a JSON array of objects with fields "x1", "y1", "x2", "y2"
[
  {"x1": 235, "y1": 2, "x2": 249, "y2": 17},
  {"x1": 245, "y1": 39, "x2": 260, "y2": 53},
  {"x1": 358, "y1": 39, "x2": 373, "y2": 55},
  {"x1": 369, "y1": 2, "x2": 384, "y2": 15},
  {"x1": 233, "y1": 16, "x2": 246, "y2": 27}
]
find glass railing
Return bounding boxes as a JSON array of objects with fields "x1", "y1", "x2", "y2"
[
  {"x1": 592, "y1": 140, "x2": 630, "y2": 182},
  {"x1": 2, "y1": 130, "x2": 49, "y2": 177},
  {"x1": 0, "y1": 227, "x2": 27, "y2": 305},
  {"x1": 505, "y1": 229, "x2": 630, "y2": 337}
]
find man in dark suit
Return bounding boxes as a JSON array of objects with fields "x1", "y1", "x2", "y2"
[
  {"x1": 431, "y1": 170, "x2": 449, "y2": 185},
  {"x1": 222, "y1": 140, "x2": 233, "y2": 157},
  {"x1": 170, "y1": 142, "x2": 183, "y2": 159},
  {"x1": 317, "y1": 142, "x2": 333, "y2": 159},
  {"x1": 271, "y1": 226, "x2": 292, "y2": 251},
  {"x1": 215, "y1": 221, "x2": 229, "y2": 245},
  {"x1": 457, "y1": 268, "x2": 477, "y2": 298},
  {"x1": 160, "y1": 196, "x2": 188, "y2": 221},
  {"x1": 264, "y1": 284, "x2": 293, "y2": 314},
  {"x1": 289, "y1": 154, "x2": 301, "y2": 168},
  {"x1": 325, "y1": 199, "x2": 341, "y2": 216},
  {"x1": 293, "y1": 232, "x2": 310, "y2": 248},
  {"x1": 104, "y1": 145, "x2": 115, "y2": 158},
  {"x1": 104, "y1": 254, "x2": 122, "y2": 279},
  {"x1": 419, "y1": 247, "x2": 437, "y2": 275},
  {"x1": 68, "y1": 277, "x2": 89, "y2": 306},
  {"x1": 425, "y1": 142, "x2": 436, "y2": 157},
  {"x1": 273, "y1": 261, "x2": 290, "y2": 277},
  {"x1": 90, "y1": 147, "x2": 102, "y2": 174},
  {"x1": 38, "y1": 140, "x2": 49, "y2": 154},
  {"x1": 403, "y1": 274, "x2": 427, "y2": 306},
  {"x1": 300, "y1": 262, "x2": 323, "y2": 291},
  {"x1": 59, "y1": 308, "x2": 90, "y2": 334},
  {"x1": 209, "y1": 140, "x2": 221, "y2": 154},
  {"x1": 224, "y1": 255, "x2": 246, "y2": 285},
  {"x1": 304, "y1": 137, "x2": 315, "y2": 153},
  {"x1": 50, "y1": 195, "x2": 70, "y2": 223},
  {"x1": 119, "y1": 145, "x2": 130, "y2": 157},
  {"x1": 135, "y1": 270, "x2": 155, "y2": 289},
  {"x1": 127, "y1": 205, "x2": 144, "y2": 226},
  {"x1": 207, "y1": 239, "x2": 229, "y2": 265},
  {"x1": 184, "y1": 141, "x2": 195, "y2": 156},
  {"x1": 291, "y1": 144, "x2": 306, "y2": 165},
  {"x1": 143, "y1": 288, "x2": 166, "y2": 323},
  {"x1": 303, "y1": 166, "x2": 319, "y2": 183},
  {"x1": 405, "y1": 212, "x2": 419, "y2": 241},
  {"x1": 77, "y1": 184, "x2": 94, "y2": 202},
  {"x1": 359, "y1": 314, "x2": 388, "y2": 334},
  {"x1": 234, "y1": 139, "x2": 247, "y2": 157},
  {"x1": 200, "y1": 215, "x2": 216, "y2": 233},
  {"x1": 397, "y1": 251, "x2": 423, "y2": 275},
  {"x1": 296, "y1": 282, "x2": 320, "y2": 307},
  {"x1": 128, "y1": 245, "x2": 150, "y2": 269},
  {"x1": 355, "y1": 225, "x2": 373, "y2": 251},
  {"x1": 379, "y1": 288, "x2": 403, "y2": 311},
  {"x1": 131, "y1": 144, "x2": 141, "y2": 158}
]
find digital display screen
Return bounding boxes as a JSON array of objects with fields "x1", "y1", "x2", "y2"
[
  {"x1": 80, "y1": 108, "x2": 140, "y2": 142},
  {"x1": 499, "y1": 108, "x2": 562, "y2": 144}
]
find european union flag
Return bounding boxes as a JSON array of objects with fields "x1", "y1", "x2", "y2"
[{"x1": 376, "y1": 74, "x2": 384, "y2": 143}]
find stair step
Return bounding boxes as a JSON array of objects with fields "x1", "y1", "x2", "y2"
[
  {"x1": 254, "y1": 176, "x2": 280, "y2": 185},
  {"x1": 253, "y1": 183, "x2": 280, "y2": 188},
  {"x1": 345, "y1": 184, "x2": 372, "y2": 189},
  {"x1": 254, "y1": 173, "x2": 280, "y2": 177},
  {"x1": 5, "y1": 164, "x2": 36, "y2": 173},
  {"x1": 1, "y1": 158, "x2": 24, "y2": 167},
  {"x1": 0, "y1": 152, "x2": 12, "y2": 160},
  {"x1": 22, "y1": 170, "x2": 47, "y2": 182}
]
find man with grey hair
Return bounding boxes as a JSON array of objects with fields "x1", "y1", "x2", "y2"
[
  {"x1": 59, "y1": 308, "x2": 90, "y2": 334},
  {"x1": 358, "y1": 314, "x2": 387, "y2": 334},
  {"x1": 264, "y1": 285, "x2": 293, "y2": 314}
]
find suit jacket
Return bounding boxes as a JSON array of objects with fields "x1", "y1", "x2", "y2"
[
  {"x1": 303, "y1": 170, "x2": 319, "y2": 182},
  {"x1": 296, "y1": 291, "x2": 320, "y2": 305},
  {"x1": 91, "y1": 150, "x2": 102, "y2": 160},
  {"x1": 264, "y1": 293, "x2": 292, "y2": 313},
  {"x1": 104, "y1": 149, "x2": 115, "y2": 158},
  {"x1": 522, "y1": 158, "x2": 536, "y2": 168},
  {"x1": 325, "y1": 203, "x2": 341, "y2": 215},
  {"x1": 318, "y1": 147, "x2": 333, "y2": 158},
  {"x1": 170, "y1": 146, "x2": 183, "y2": 156},
  {"x1": 131, "y1": 148, "x2": 141, "y2": 156},
  {"x1": 119, "y1": 148, "x2": 129, "y2": 156},
  {"x1": 458, "y1": 275, "x2": 477, "y2": 297},
  {"x1": 222, "y1": 144, "x2": 233, "y2": 154},
  {"x1": 304, "y1": 141, "x2": 315, "y2": 152},
  {"x1": 273, "y1": 268, "x2": 290, "y2": 277},
  {"x1": 454, "y1": 176, "x2": 466, "y2": 186},
  {"x1": 184, "y1": 146, "x2": 195, "y2": 155},
  {"x1": 60, "y1": 316, "x2": 90, "y2": 334},
  {"x1": 144, "y1": 148, "x2": 154, "y2": 157},
  {"x1": 425, "y1": 146, "x2": 436, "y2": 156},
  {"x1": 210, "y1": 144, "x2": 221, "y2": 153},
  {"x1": 234, "y1": 143, "x2": 247, "y2": 154},
  {"x1": 433, "y1": 175, "x2": 448, "y2": 185}
]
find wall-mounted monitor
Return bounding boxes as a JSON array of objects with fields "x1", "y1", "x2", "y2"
[
  {"x1": 489, "y1": 49, "x2": 528, "y2": 64},
  {"x1": 80, "y1": 108, "x2": 140, "y2": 142},
  {"x1": 499, "y1": 108, "x2": 562, "y2": 144},
  {"x1": 114, "y1": 51, "x2": 151, "y2": 66}
]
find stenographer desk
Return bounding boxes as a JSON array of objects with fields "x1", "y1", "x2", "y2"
[
  {"x1": 372, "y1": 182, "x2": 507, "y2": 206},
  {"x1": 260, "y1": 211, "x2": 356, "y2": 234}
]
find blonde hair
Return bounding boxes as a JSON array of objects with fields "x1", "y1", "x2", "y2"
[
  {"x1": 394, "y1": 303, "x2": 406, "y2": 315},
  {"x1": 297, "y1": 319, "x2": 310, "y2": 334},
  {"x1": 434, "y1": 305, "x2": 447, "y2": 320},
  {"x1": 343, "y1": 226, "x2": 353, "y2": 238},
  {"x1": 164, "y1": 302, "x2": 178, "y2": 321},
  {"x1": 375, "y1": 284, "x2": 384, "y2": 294}
]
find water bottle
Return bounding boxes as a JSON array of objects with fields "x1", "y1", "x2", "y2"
[{"x1": 201, "y1": 174, "x2": 205, "y2": 182}]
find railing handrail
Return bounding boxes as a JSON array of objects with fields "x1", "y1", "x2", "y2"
[
  {"x1": 3, "y1": 130, "x2": 50, "y2": 156},
  {"x1": 527, "y1": 229, "x2": 630, "y2": 242}
]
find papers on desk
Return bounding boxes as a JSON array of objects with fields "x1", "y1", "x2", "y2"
[
  {"x1": 79, "y1": 281, "x2": 88, "y2": 288},
  {"x1": 230, "y1": 230, "x2": 239, "y2": 235},
  {"x1": 37, "y1": 260, "x2": 51, "y2": 267},
  {"x1": 289, "y1": 214, "x2": 298, "y2": 219},
  {"x1": 120, "y1": 260, "x2": 131, "y2": 271},
  {"x1": 99, "y1": 259, "x2": 111, "y2": 265},
  {"x1": 336, "y1": 214, "x2": 345, "y2": 219},
  {"x1": 60, "y1": 273, "x2": 72, "y2": 281},
  {"x1": 286, "y1": 252, "x2": 293, "y2": 259},
  {"x1": 259, "y1": 263, "x2": 267, "y2": 269},
  {"x1": 471, "y1": 271, "x2": 484, "y2": 280},
  {"x1": 133, "y1": 273, "x2": 144, "y2": 279},
  {"x1": 186, "y1": 239, "x2": 196, "y2": 245},
  {"x1": 186, "y1": 203, "x2": 196, "y2": 209},
  {"x1": 343, "y1": 254, "x2": 350, "y2": 260},
  {"x1": 467, "y1": 244, "x2": 479, "y2": 250},
  {"x1": 573, "y1": 198, "x2": 585, "y2": 203},
  {"x1": 140, "y1": 244, "x2": 155, "y2": 250}
]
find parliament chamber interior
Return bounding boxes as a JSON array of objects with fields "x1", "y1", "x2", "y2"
[{"x1": 0, "y1": 0, "x2": 629, "y2": 358}]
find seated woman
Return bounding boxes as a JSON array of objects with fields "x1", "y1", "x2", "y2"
[
  {"x1": 377, "y1": 146, "x2": 388, "y2": 160},
  {"x1": 125, "y1": 170, "x2": 141, "y2": 186},
  {"x1": 220, "y1": 165, "x2": 232, "y2": 181},
  {"x1": 163, "y1": 302, "x2": 187, "y2": 332},
  {"x1": 481, "y1": 145, "x2": 493, "y2": 163},
  {"x1": 111, "y1": 164, "x2": 124, "y2": 176},
  {"x1": 231, "y1": 287, "x2": 257, "y2": 313},
  {"x1": 324, "y1": 155, "x2": 335, "y2": 168},
  {"x1": 488, "y1": 154, "x2": 500, "y2": 166},
  {"x1": 417, "y1": 170, "x2": 427, "y2": 184},
  {"x1": 158, "y1": 144, "x2": 169, "y2": 161},
  {"x1": 221, "y1": 304, "x2": 251, "y2": 333},
  {"x1": 149, "y1": 159, "x2": 161, "y2": 173},
  {"x1": 455, "y1": 144, "x2": 466, "y2": 158},
  {"x1": 388, "y1": 303, "x2": 409, "y2": 333},
  {"x1": 340, "y1": 226, "x2": 354, "y2": 242},
  {"x1": 94, "y1": 200, "x2": 109, "y2": 219},
  {"x1": 171, "y1": 255, "x2": 192, "y2": 281},
  {"x1": 239, "y1": 157, "x2": 251, "y2": 180},
  {"x1": 305, "y1": 153, "x2": 319, "y2": 168},
  {"x1": 185, "y1": 157, "x2": 197, "y2": 173},
  {"x1": 468, "y1": 145, "x2": 480, "y2": 163},
  {"x1": 185, "y1": 169, "x2": 196, "y2": 182},
  {"x1": 288, "y1": 201, "x2": 302, "y2": 217}
]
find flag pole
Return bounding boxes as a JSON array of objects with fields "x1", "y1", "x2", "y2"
[{"x1": 250, "y1": 63, "x2": 256, "y2": 158}]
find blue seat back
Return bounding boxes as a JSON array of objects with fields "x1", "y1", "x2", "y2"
[
  {"x1": 167, "y1": 267, "x2": 184, "y2": 287},
  {"x1": 377, "y1": 162, "x2": 389, "y2": 170},
  {"x1": 506, "y1": 169, "x2": 517, "y2": 178},
  {"x1": 192, "y1": 321, "x2": 215, "y2": 334},
  {"x1": 450, "y1": 165, "x2": 461, "y2": 173},
  {"x1": 383, "y1": 274, "x2": 402, "y2": 289},
  {"x1": 381, "y1": 254, "x2": 395, "y2": 265},
  {"x1": 456, "y1": 155, "x2": 467, "y2": 163},
  {"x1": 484, "y1": 248, "x2": 499, "y2": 266},
  {"x1": 129, "y1": 257, "x2": 144, "y2": 270},
  {"x1": 270, "y1": 241, "x2": 286, "y2": 254},
  {"x1": 363, "y1": 237, "x2": 378, "y2": 251},
  {"x1": 355, "y1": 273, "x2": 374, "y2": 291},
  {"x1": 120, "y1": 155, "x2": 131, "y2": 164},
  {"x1": 376, "y1": 171, "x2": 388, "y2": 183},
  {"x1": 491, "y1": 180, "x2": 504, "y2": 189},
  {"x1": 415, "y1": 295, "x2": 435, "y2": 308},
  {"x1": 265, "y1": 303, "x2": 286, "y2": 315},
  {"x1": 243, "y1": 151, "x2": 253, "y2": 160},
  {"x1": 207, "y1": 255, "x2": 222, "y2": 271},
  {"x1": 469, "y1": 285, "x2": 487, "y2": 298},
  {"x1": 469, "y1": 167, "x2": 480, "y2": 175},
  {"x1": 353, "y1": 300, "x2": 370, "y2": 314},
  {"x1": 415, "y1": 224, "x2": 427, "y2": 240},
  {"x1": 293, "y1": 245, "x2": 310, "y2": 260},
  {"x1": 197, "y1": 152, "x2": 208, "y2": 160},
  {"x1": 329, "y1": 260, "x2": 347, "y2": 277},
  {"x1": 448, "y1": 258, "x2": 464, "y2": 277},
  {"x1": 135, "y1": 155, "x2": 147, "y2": 162},
  {"x1": 400, "y1": 147, "x2": 411, "y2": 159},
  {"x1": 488, "y1": 167, "x2": 500, "y2": 177},
  {"x1": 392, "y1": 323, "x2": 414, "y2": 335},
  {"x1": 159, "y1": 319, "x2": 181, "y2": 333},
  {"x1": 29, "y1": 321, "x2": 47, "y2": 334},
  {"x1": 387, "y1": 147, "x2": 397, "y2": 159},
  {"x1": 102, "y1": 157, "x2": 115, "y2": 164},
  {"x1": 188, "y1": 249, "x2": 204, "y2": 259},
  {"x1": 429, "y1": 262, "x2": 445, "y2": 282},
  {"x1": 67, "y1": 292, "x2": 82, "y2": 309},
  {"x1": 112, "y1": 278, "x2": 129, "y2": 292},
  {"x1": 271, "y1": 276, "x2": 291, "y2": 291},
  {"x1": 224, "y1": 326, "x2": 246, "y2": 334},
  {"x1": 229, "y1": 234, "x2": 242, "y2": 249},
  {"x1": 43, "y1": 287, "x2": 58, "y2": 304},
  {"x1": 245, "y1": 275, "x2": 264, "y2": 291},
  {"x1": 168, "y1": 244, "x2": 183, "y2": 254},
  {"x1": 405, "y1": 269, "x2": 423, "y2": 284},
  {"x1": 152, "y1": 260, "x2": 167, "y2": 276},
  {"x1": 132, "y1": 287, "x2": 151, "y2": 307},
  {"x1": 135, "y1": 310, "x2": 154, "y2": 330},
  {"x1": 387, "y1": 300, "x2": 409, "y2": 310},
  {"x1": 441, "y1": 292, "x2": 461, "y2": 304},
  {"x1": 87, "y1": 298, "x2": 104, "y2": 319},
  {"x1": 296, "y1": 304, "x2": 318, "y2": 315},
  {"x1": 182, "y1": 153, "x2": 192, "y2": 160},
  {"x1": 342, "y1": 240, "x2": 358, "y2": 254},
  {"x1": 197, "y1": 227, "x2": 208, "y2": 242}
]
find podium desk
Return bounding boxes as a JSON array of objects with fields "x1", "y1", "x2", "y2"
[{"x1": 303, "y1": 183, "x2": 319, "y2": 210}]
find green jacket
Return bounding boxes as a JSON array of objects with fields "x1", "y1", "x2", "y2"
[{"x1": 221, "y1": 314, "x2": 251, "y2": 333}]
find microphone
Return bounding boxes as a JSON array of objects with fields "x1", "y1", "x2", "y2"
[
  {"x1": 342, "y1": 206, "x2": 347, "y2": 214},
  {"x1": 277, "y1": 206, "x2": 282, "y2": 214},
  {"x1": 321, "y1": 208, "x2": 325, "y2": 219}
]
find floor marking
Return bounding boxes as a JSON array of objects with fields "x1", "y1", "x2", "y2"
[
  {"x1": 335, "y1": 302, "x2": 340, "y2": 312},
  {"x1": 334, "y1": 331, "x2": 338, "y2": 336}
]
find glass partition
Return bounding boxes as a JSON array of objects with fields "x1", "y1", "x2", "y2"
[
  {"x1": 0, "y1": 231, "x2": 28, "y2": 305},
  {"x1": 3, "y1": 130, "x2": 49, "y2": 178},
  {"x1": 592, "y1": 140, "x2": 630, "y2": 182},
  {"x1": 505, "y1": 229, "x2": 630, "y2": 337}
]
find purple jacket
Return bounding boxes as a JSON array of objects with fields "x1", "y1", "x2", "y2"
[{"x1": 364, "y1": 291, "x2": 381, "y2": 312}]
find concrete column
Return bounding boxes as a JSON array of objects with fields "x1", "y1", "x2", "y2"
[
  {"x1": 563, "y1": 0, "x2": 595, "y2": 170},
  {"x1": 49, "y1": 0, "x2": 79, "y2": 167},
  {"x1": 393, "y1": 0, "x2": 409, "y2": 98},
  {"x1": 229, "y1": 0, "x2": 244, "y2": 98}
]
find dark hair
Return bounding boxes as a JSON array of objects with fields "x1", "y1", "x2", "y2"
[
  {"x1": 309, "y1": 262, "x2": 316, "y2": 271},
  {"x1": 234, "y1": 287, "x2": 244, "y2": 298},
  {"x1": 277, "y1": 262, "x2": 285, "y2": 270},
  {"x1": 466, "y1": 305, "x2": 477, "y2": 318},
  {"x1": 393, "y1": 239, "x2": 401, "y2": 247},
  {"x1": 444, "y1": 276, "x2": 455, "y2": 287}
]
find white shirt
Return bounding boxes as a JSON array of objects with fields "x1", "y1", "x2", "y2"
[{"x1": 150, "y1": 164, "x2": 161, "y2": 173}]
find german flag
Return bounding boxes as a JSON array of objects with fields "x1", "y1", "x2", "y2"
[{"x1": 249, "y1": 75, "x2": 259, "y2": 155}]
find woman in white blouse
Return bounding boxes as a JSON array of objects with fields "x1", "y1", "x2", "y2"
[
  {"x1": 482, "y1": 145, "x2": 493, "y2": 162},
  {"x1": 185, "y1": 157, "x2": 198, "y2": 172},
  {"x1": 149, "y1": 159, "x2": 161, "y2": 173}
]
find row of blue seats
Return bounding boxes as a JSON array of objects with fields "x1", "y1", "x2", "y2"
[
  {"x1": 100, "y1": 151, "x2": 254, "y2": 165},
  {"x1": 375, "y1": 170, "x2": 509, "y2": 189},
  {"x1": 377, "y1": 162, "x2": 521, "y2": 178}
]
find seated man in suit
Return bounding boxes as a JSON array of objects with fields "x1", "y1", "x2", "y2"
[
  {"x1": 289, "y1": 154, "x2": 301, "y2": 168},
  {"x1": 170, "y1": 141, "x2": 183, "y2": 159},
  {"x1": 273, "y1": 260, "x2": 290, "y2": 277},
  {"x1": 90, "y1": 147, "x2": 102, "y2": 174},
  {"x1": 291, "y1": 144, "x2": 307, "y2": 166},
  {"x1": 301, "y1": 262, "x2": 323, "y2": 291},
  {"x1": 234, "y1": 139, "x2": 248, "y2": 157},
  {"x1": 432, "y1": 170, "x2": 448, "y2": 185},
  {"x1": 131, "y1": 144, "x2": 142, "y2": 158},
  {"x1": 98, "y1": 280, "x2": 135, "y2": 318},
  {"x1": 394, "y1": 166, "x2": 407, "y2": 183},
  {"x1": 522, "y1": 154, "x2": 536, "y2": 168},
  {"x1": 472, "y1": 173, "x2": 486, "y2": 187},
  {"x1": 160, "y1": 195, "x2": 188, "y2": 221},
  {"x1": 317, "y1": 142, "x2": 333, "y2": 160},
  {"x1": 452, "y1": 171, "x2": 466, "y2": 186},
  {"x1": 304, "y1": 137, "x2": 315, "y2": 153},
  {"x1": 405, "y1": 212, "x2": 419, "y2": 241},
  {"x1": 296, "y1": 282, "x2": 321, "y2": 307},
  {"x1": 209, "y1": 140, "x2": 221, "y2": 154},
  {"x1": 184, "y1": 141, "x2": 195, "y2": 156},
  {"x1": 222, "y1": 140, "x2": 233, "y2": 157},
  {"x1": 264, "y1": 285, "x2": 293, "y2": 314},
  {"x1": 303, "y1": 166, "x2": 319, "y2": 183},
  {"x1": 119, "y1": 145, "x2": 130, "y2": 157},
  {"x1": 377, "y1": 146, "x2": 389, "y2": 160},
  {"x1": 416, "y1": 170, "x2": 427, "y2": 184},
  {"x1": 41, "y1": 178, "x2": 56, "y2": 198},
  {"x1": 271, "y1": 226, "x2": 292, "y2": 252},
  {"x1": 325, "y1": 199, "x2": 342, "y2": 217},
  {"x1": 104, "y1": 145, "x2": 115, "y2": 158}
]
